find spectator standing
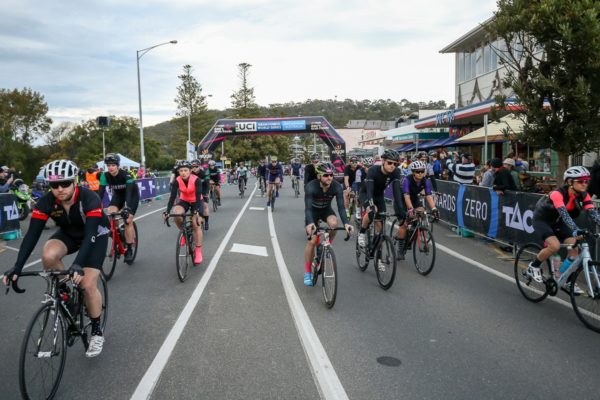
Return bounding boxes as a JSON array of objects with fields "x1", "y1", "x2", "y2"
[
  {"x1": 431, "y1": 151, "x2": 442, "y2": 179},
  {"x1": 0, "y1": 166, "x2": 14, "y2": 193},
  {"x1": 479, "y1": 160, "x2": 495, "y2": 187},
  {"x1": 492, "y1": 158, "x2": 517, "y2": 194},
  {"x1": 503, "y1": 158, "x2": 522, "y2": 190},
  {"x1": 446, "y1": 152, "x2": 476, "y2": 184}
]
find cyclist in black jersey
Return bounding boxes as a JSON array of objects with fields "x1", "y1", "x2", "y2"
[
  {"x1": 394, "y1": 161, "x2": 439, "y2": 259},
  {"x1": 304, "y1": 153, "x2": 320, "y2": 186},
  {"x1": 98, "y1": 153, "x2": 140, "y2": 263},
  {"x1": 343, "y1": 155, "x2": 363, "y2": 220},
  {"x1": 2, "y1": 160, "x2": 109, "y2": 357},
  {"x1": 357, "y1": 149, "x2": 405, "y2": 247},
  {"x1": 257, "y1": 160, "x2": 268, "y2": 194},
  {"x1": 303, "y1": 163, "x2": 353, "y2": 286},
  {"x1": 191, "y1": 159, "x2": 211, "y2": 230},
  {"x1": 206, "y1": 160, "x2": 222, "y2": 206}
]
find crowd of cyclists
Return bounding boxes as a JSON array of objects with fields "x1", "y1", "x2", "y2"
[{"x1": 2, "y1": 147, "x2": 600, "y2": 365}]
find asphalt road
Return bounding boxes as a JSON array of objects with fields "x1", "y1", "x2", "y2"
[{"x1": 1, "y1": 176, "x2": 599, "y2": 400}]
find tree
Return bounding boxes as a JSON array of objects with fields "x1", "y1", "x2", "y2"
[
  {"x1": 0, "y1": 88, "x2": 52, "y2": 144},
  {"x1": 174, "y1": 64, "x2": 207, "y2": 117},
  {"x1": 490, "y1": 0, "x2": 600, "y2": 173},
  {"x1": 230, "y1": 62, "x2": 260, "y2": 118}
]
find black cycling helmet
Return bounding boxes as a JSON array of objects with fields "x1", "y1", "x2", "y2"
[
  {"x1": 314, "y1": 162, "x2": 334, "y2": 176},
  {"x1": 381, "y1": 149, "x2": 400, "y2": 162},
  {"x1": 104, "y1": 153, "x2": 120, "y2": 166},
  {"x1": 310, "y1": 153, "x2": 319, "y2": 161},
  {"x1": 177, "y1": 160, "x2": 192, "y2": 170},
  {"x1": 350, "y1": 155, "x2": 358, "y2": 162},
  {"x1": 191, "y1": 159, "x2": 201, "y2": 167}
]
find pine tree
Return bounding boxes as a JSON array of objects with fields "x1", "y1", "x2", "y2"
[
  {"x1": 174, "y1": 64, "x2": 207, "y2": 117},
  {"x1": 230, "y1": 62, "x2": 260, "y2": 118}
]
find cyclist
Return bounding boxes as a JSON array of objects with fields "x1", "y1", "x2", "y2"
[
  {"x1": 207, "y1": 160, "x2": 222, "y2": 206},
  {"x1": 343, "y1": 155, "x2": 362, "y2": 220},
  {"x1": 290, "y1": 158, "x2": 303, "y2": 193},
  {"x1": 237, "y1": 162, "x2": 248, "y2": 194},
  {"x1": 98, "y1": 153, "x2": 140, "y2": 264},
  {"x1": 304, "y1": 163, "x2": 353, "y2": 286},
  {"x1": 2, "y1": 160, "x2": 109, "y2": 357},
  {"x1": 266, "y1": 157, "x2": 283, "y2": 207},
  {"x1": 191, "y1": 159, "x2": 211, "y2": 230},
  {"x1": 394, "y1": 160, "x2": 439, "y2": 260},
  {"x1": 164, "y1": 160, "x2": 204, "y2": 265},
  {"x1": 527, "y1": 166, "x2": 600, "y2": 293},
  {"x1": 304, "y1": 153, "x2": 320, "y2": 186},
  {"x1": 357, "y1": 149, "x2": 405, "y2": 248},
  {"x1": 415, "y1": 151, "x2": 438, "y2": 192},
  {"x1": 257, "y1": 159, "x2": 268, "y2": 195}
]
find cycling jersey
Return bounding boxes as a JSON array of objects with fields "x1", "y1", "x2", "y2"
[
  {"x1": 98, "y1": 169, "x2": 140, "y2": 213},
  {"x1": 291, "y1": 163, "x2": 302, "y2": 177},
  {"x1": 167, "y1": 174, "x2": 203, "y2": 214},
  {"x1": 360, "y1": 165, "x2": 405, "y2": 217},
  {"x1": 304, "y1": 179, "x2": 348, "y2": 226},
  {"x1": 192, "y1": 167, "x2": 210, "y2": 197},
  {"x1": 343, "y1": 165, "x2": 358, "y2": 187},
  {"x1": 267, "y1": 163, "x2": 283, "y2": 182},
  {"x1": 304, "y1": 163, "x2": 318, "y2": 186},
  {"x1": 15, "y1": 186, "x2": 110, "y2": 271},
  {"x1": 257, "y1": 164, "x2": 267, "y2": 177},
  {"x1": 238, "y1": 167, "x2": 248, "y2": 177},
  {"x1": 402, "y1": 175, "x2": 433, "y2": 208},
  {"x1": 207, "y1": 167, "x2": 221, "y2": 185}
]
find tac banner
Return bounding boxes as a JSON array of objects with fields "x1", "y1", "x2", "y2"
[
  {"x1": 197, "y1": 117, "x2": 347, "y2": 169},
  {"x1": 0, "y1": 193, "x2": 21, "y2": 234},
  {"x1": 101, "y1": 177, "x2": 172, "y2": 208}
]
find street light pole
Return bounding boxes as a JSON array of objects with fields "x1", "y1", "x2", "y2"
[{"x1": 136, "y1": 40, "x2": 177, "y2": 168}]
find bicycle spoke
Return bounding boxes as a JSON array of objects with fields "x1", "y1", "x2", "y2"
[
  {"x1": 413, "y1": 227, "x2": 436, "y2": 276},
  {"x1": 571, "y1": 266, "x2": 600, "y2": 333},
  {"x1": 514, "y1": 243, "x2": 550, "y2": 302}
]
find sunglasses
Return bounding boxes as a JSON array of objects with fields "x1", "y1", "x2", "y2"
[
  {"x1": 49, "y1": 181, "x2": 73, "y2": 189},
  {"x1": 574, "y1": 179, "x2": 590, "y2": 184},
  {"x1": 413, "y1": 170, "x2": 426, "y2": 174},
  {"x1": 322, "y1": 174, "x2": 333, "y2": 178},
  {"x1": 385, "y1": 161, "x2": 399, "y2": 166}
]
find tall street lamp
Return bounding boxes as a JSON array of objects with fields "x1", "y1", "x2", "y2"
[{"x1": 137, "y1": 40, "x2": 177, "y2": 167}]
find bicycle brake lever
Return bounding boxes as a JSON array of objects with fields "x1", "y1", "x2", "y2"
[{"x1": 10, "y1": 279, "x2": 25, "y2": 294}]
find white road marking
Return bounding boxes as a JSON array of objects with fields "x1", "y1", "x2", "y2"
[
  {"x1": 268, "y1": 208, "x2": 349, "y2": 400},
  {"x1": 249, "y1": 207, "x2": 265, "y2": 211},
  {"x1": 130, "y1": 186, "x2": 258, "y2": 400},
  {"x1": 2, "y1": 245, "x2": 19, "y2": 252},
  {"x1": 230, "y1": 243, "x2": 268, "y2": 257}
]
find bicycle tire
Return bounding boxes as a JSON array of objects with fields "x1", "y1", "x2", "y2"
[
  {"x1": 375, "y1": 235, "x2": 397, "y2": 290},
  {"x1": 176, "y1": 230, "x2": 191, "y2": 282},
  {"x1": 19, "y1": 304, "x2": 67, "y2": 400},
  {"x1": 125, "y1": 221, "x2": 139, "y2": 265},
  {"x1": 322, "y1": 247, "x2": 338, "y2": 308},
  {"x1": 514, "y1": 243, "x2": 550, "y2": 302},
  {"x1": 413, "y1": 226, "x2": 436, "y2": 276},
  {"x1": 355, "y1": 228, "x2": 370, "y2": 271},
  {"x1": 103, "y1": 234, "x2": 119, "y2": 281},
  {"x1": 570, "y1": 266, "x2": 600, "y2": 333}
]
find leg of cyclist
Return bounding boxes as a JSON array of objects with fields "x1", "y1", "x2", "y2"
[
  {"x1": 304, "y1": 218, "x2": 318, "y2": 286},
  {"x1": 202, "y1": 199, "x2": 209, "y2": 230},
  {"x1": 80, "y1": 268, "x2": 104, "y2": 357},
  {"x1": 41, "y1": 239, "x2": 68, "y2": 270},
  {"x1": 267, "y1": 180, "x2": 273, "y2": 206},
  {"x1": 192, "y1": 212, "x2": 204, "y2": 264},
  {"x1": 326, "y1": 214, "x2": 339, "y2": 242},
  {"x1": 171, "y1": 205, "x2": 185, "y2": 230},
  {"x1": 275, "y1": 177, "x2": 281, "y2": 197},
  {"x1": 528, "y1": 234, "x2": 560, "y2": 282},
  {"x1": 216, "y1": 183, "x2": 221, "y2": 205}
]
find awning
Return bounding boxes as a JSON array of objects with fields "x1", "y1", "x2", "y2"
[
  {"x1": 457, "y1": 114, "x2": 521, "y2": 143},
  {"x1": 419, "y1": 137, "x2": 447, "y2": 150},
  {"x1": 394, "y1": 143, "x2": 414, "y2": 152}
]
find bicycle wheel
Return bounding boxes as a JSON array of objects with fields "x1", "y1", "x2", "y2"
[
  {"x1": 125, "y1": 221, "x2": 139, "y2": 265},
  {"x1": 321, "y1": 247, "x2": 338, "y2": 308},
  {"x1": 355, "y1": 228, "x2": 370, "y2": 271},
  {"x1": 19, "y1": 304, "x2": 67, "y2": 400},
  {"x1": 176, "y1": 230, "x2": 191, "y2": 282},
  {"x1": 374, "y1": 236, "x2": 396, "y2": 290},
  {"x1": 270, "y1": 190, "x2": 275, "y2": 211},
  {"x1": 514, "y1": 243, "x2": 550, "y2": 302},
  {"x1": 103, "y1": 233, "x2": 119, "y2": 281},
  {"x1": 82, "y1": 273, "x2": 109, "y2": 349},
  {"x1": 413, "y1": 227, "x2": 436, "y2": 276},
  {"x1": 570, "y1": 265, "x2": 600, "y2": 333},
  {"x1": 239, "y1": 181, "x2": 244, "y2": 198}
]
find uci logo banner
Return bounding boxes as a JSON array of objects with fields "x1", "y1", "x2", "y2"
[{"x1": 235, "y1": 122, "x2": 257, "y2": 133}]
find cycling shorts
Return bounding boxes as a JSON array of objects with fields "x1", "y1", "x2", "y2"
[
  {"x1": 109, "y1": 191, "x2": 139, "y2": 214},
  {"x1": 533, "y1": 219, "x2": 572, "y2": 242},
  {"x1": 306, "y1": 206, "x2": 336, "y2": 226},
  {"x1": 359, "y1": 193, "x2": 386, "y2": 214},
  {"x1": 268, "y1": 176, "x2": 281, "y2": 184},
  {"x1": 50, "y1": 229, "x2": 108, "y2": 270}
]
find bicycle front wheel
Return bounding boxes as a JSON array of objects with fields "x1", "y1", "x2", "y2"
[
  {"x1": 570, "y1": 266, "x2": 600, "y2": 333},
  {"x1": 322, "y1": 248, "x2": 338, "y2": 308},
  {"x1": 19, "y1": 304, "x2": 67, "y2": 400},
  {"x1": 103, "y1": 234, "x2": 119, "y2": 281},
  {"x1": 176, "y1": 230, "x2": 191, "y2": 282},
  {"x1": 514, "y1": 243, "x2": 550, "y2": 302},
  {"x1": 355, "y1": 229, "x2": 370, "y2": 271},
  {"x1": 375, "y1": 236, "x2": 397, "y2": 290},
  {"x1": 413, "y1": 227, "x2": 436, "y2": 276}
]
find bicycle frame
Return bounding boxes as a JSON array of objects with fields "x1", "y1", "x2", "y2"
[
  {"x1": 555, "y1": 242, "x2": 600, "y2": 296},
  {"x1": 109, "y1": 214, "x2": 127, "y2": 256}
]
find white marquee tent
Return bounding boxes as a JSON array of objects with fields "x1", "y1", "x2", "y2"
[{"x1": 96, "y1": 153, "x2": 140, "y2": 169}]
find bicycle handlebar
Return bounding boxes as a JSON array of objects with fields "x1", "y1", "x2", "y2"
[
  {"x1": 164, "y1": 212, "x2": 196, "y2": 228},
  {"x1": 5, "y1": 270, "x2": 70, "y2": 295},
  {"x1": 308, "y1": 226, "x2": 352, "y2": 242}
]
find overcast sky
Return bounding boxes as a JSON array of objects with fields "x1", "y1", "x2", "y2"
[{"x1": 2, "y1": 0, "x2": 498, "y2": 127}]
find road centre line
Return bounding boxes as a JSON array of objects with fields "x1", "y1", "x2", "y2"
[
  {"x1": 268, "y1": 208, "x2": 349, "y2": 400},
  {"x1": 130, "y1": 186, "x2": 257, "y2": 400}
]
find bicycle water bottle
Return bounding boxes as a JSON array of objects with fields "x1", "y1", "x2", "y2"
[{"x1": 551, "y1": 253, "x2": 561, "y2": 277}]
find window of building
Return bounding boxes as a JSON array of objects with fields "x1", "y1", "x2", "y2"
[
  {"x1": 464, "y1": 52, "x2": 471, "y2": 80},
  {"x1": 458, "y1": 52, "x2": 465, "y2": 82},
  {"x1": 470, "y1": 50, "x2": 476, "y2": 79}
]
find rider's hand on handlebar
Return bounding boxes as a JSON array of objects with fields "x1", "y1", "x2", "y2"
[
  {"x1": 306, "y1": 223, "x2": 316, "y2": 236},
  {"x1": 2, "y1": 266, "x2": 18, "y2": 286},
  {"x1": 67, "y1": 264, "x2": 84, "y2": 285},
  {"x1": 344, "y1": 224, "x2": 354, "y2": 236}
]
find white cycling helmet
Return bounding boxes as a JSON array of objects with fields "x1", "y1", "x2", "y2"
[
  {"x1": 362, "y1": 157, "x2": 374, "y2": 166},
  {"x1": 563, "y1": 166, "x2": 590, "y2": 182},
  {"x1": 208, "y1": 160, "x2": 216, "y2": 166},
  {"x1": 409, "y1": 160, "x2": 427, "y2": 171},
  {"x1": 43, "y1": 159, "x2": 79, "y2": 182}
]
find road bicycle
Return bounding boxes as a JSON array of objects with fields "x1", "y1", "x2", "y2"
[
  {"x1": 308, "y1": 223, "x2": 351, "y2": 308},
  {"x1": 6, "y1": 270, "x2": 108, "y2": 400},
  {"x1": 238, "y1": 176, "x2": 246, "y2": 198},
  {"x1": 259, "y1": 177, "x2": 266, "y2": 197},
  {"x1": 390, "y1": 209, "x2": 437, "y2": 276},
  {"x1": 355, "y1": 211, "x2": 397, "y2": 290},
  {"x1": 292, "y1": 175, "x2": 300, "y2": 198},
  {"x1": 514, "y1": 230, "x2": 600, "y2": 333},
  {"x1": 166, "y1": 212, "x2": 203, "y2": 282},
  {"x1": 347, "y1": 189, "x2": 360, "y2": 223},
  {"x1": 269, "y1": 185, "x2": 276, "y2": 211},
  {"x1": 104, "y1": 210, "x2": 138, "y2": 281},
  {"x1": 209, "y1": 183, "x2": 219, "y2": 212}
]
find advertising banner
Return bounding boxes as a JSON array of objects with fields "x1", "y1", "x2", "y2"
[
  {"x1": 0, "y1": 194, "x2": 21, "y2": 234},
  {"x1": 101, "y1": 177, "x2": 172, "y2": 208}
]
